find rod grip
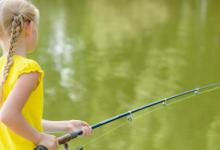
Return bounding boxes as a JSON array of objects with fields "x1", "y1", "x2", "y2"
[
  {"x1": 58, "y1": 130, "x2": 82, "y2": 144},
  {"x1": 34, "y1": 130, "x2": 82, "y2": 150}
]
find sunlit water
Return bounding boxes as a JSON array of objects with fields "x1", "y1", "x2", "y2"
[{"x1": 30, "y1": 0, "x2": 220, "y2": 149}]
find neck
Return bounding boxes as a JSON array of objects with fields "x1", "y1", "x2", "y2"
[{"x1": 2, "y1": 38, "x2": 27, "y2": 57}]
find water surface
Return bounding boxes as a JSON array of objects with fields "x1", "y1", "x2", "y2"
[{"x1": 34, "y1": 0, "x2": 220, "y2": 149}]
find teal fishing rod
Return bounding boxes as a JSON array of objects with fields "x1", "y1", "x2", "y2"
[{"x1": 35, "y1": 82, "x2": 220, "y2": 150}]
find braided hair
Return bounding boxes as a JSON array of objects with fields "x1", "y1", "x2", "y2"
[
  {"x1": 3, "y1": 15, "x2": 24, "y2": 83},
  {"x1": 0, "y1": 15, "x2": 24, "y2": 102},
  {"x1": 0, "y1": 0, "x2": 39, "y2": 102}
]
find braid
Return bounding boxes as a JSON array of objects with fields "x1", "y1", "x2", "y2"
[{"x1": 0, "y1": 14, "x2": 24, "y2": 102}]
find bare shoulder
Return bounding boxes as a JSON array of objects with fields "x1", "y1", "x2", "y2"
[{"x1": 19, "y1": 72, "x2": 40, "y2": 79}]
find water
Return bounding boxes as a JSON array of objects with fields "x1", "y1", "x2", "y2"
[{"x1": 33, "y1": 0, "x2": 220, "y2": 149}]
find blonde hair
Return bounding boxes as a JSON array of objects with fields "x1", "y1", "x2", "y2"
[{"x1": 0, "y1": 0, "x2": 39, "y2": 102}]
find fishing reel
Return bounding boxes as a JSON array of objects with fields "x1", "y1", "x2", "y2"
[
  {"x1": 34, "y1": 144, "x2": 83, "y2": 150},
  {"x1": 34, "y1": 144, "x2": 70, "y2": 150},
  {"x1": 35, "y1": 130, "x2": 83, "y2": 150},
  {"x1": 34, "y1": 145, "x2": 48, "y2": 150}
]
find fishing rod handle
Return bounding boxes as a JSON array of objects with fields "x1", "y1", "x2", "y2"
[
  {"x1": 34, "y1": 130, "x2": 82, "y2": 150},
  {"x1": 58, "y1": 130, "x2": 83, "y2": 144}
]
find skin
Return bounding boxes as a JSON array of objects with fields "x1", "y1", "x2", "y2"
[{"x1": 0, "y1": 20, "x2": 92, "y2": 150}]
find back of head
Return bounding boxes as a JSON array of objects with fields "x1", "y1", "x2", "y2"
[
  {"x1": 0, "y1": 0, "x2": 4, "y2": 39},
  {"x1": 0, "y1": 0, "x2": 39, "y2": 37},
  {"x1": 0, "y1": 0, "x2": 39, "y2": 102}
]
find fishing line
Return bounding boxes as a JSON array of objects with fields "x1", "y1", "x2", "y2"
[
  {"x1": 66, "y1": 83, "x2": 220, "y2": 150},
  {"x1": 34, "y1": 83, "x2": 220, "y2": 150},
  {"x1": 77, "y1": 95, "x2": 192, "y2": 149},
  {"x1": 82, "y1": 104, "x2": 165, "y2": 149},
  {"x1": 66, "y1": 104, "x2": 165, "y2": 150}
]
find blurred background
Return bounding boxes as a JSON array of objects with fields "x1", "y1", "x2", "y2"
[{"x1": 33, "y1": 0, "x2": 220, "y2": 150}]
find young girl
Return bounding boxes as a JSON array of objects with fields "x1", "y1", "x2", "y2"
[{"x1": 0, "y1": 0, "x2": 92, "y2": 150}]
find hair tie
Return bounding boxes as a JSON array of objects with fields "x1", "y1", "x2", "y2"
[
  {"x1": 18, "y1": 14, "x2": 24, "y2": 28},
  {"x1": 13, "y1": 14, "x2": 24, "y2": 28}
]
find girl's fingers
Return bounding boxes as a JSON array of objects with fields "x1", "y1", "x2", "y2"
[
  {"x1": 80, "y1": 121, "x2": 92, "y2": 135},
  {"x1": 56, "y1": 138, "x2": 59, "y2": 147},
  {"x1": 82, "y1": 126, "x2": 92, "y2": 136},
  {"x1": 80, "y1": 121, "x2": 89, "y2": 126},
  {"x1": 85, "y1": 126, "x2": 91, "y2": 136},
  {"x1": 88, "y1": 126, "x2": 92, "y2": 135},
  {"x1": 82, "y1": 127, "x2": 87, "y2": 136},
  {"x1": 85, "y1": 126, "x2": 92, "y2": 135},
  {"x1": 70, "y1": 120, "x2": 92, "y2": 136},
  {"x1": 84, "y1": 127, "x2": 89, "y2": 136},
  {"x1": 53, "y1": 138, "x2": 58, "y2": 150},
  {"x1": 52, "y1": 142, "x2": 57, "y2": 150}
]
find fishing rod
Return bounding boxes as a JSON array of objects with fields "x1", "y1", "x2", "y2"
[{"x1": 35, "y1": 82, "x2": 220, "y2": 150}]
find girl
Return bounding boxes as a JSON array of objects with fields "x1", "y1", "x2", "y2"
[{"x1": 0, "y1": 0, "x2": 92, "y2": 150}]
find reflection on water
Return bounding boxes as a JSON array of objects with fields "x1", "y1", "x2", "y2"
[
  {"x1": 34, "y1": 0, "x2": 220, "y2": 150},
  {"x1": 84, "y1": 0, "x2": 168, "y2": 50},
  {"x1": 200, "y1": 0, "x2": 208, "y2": 24},
  {"x1": 48, "y1": 10, "x2": 81, "y2": 102},
  {"x1": 207, "y1": 117, "x2": 220, "y2": 150},
  {"x1": 133, "y1": 46, "x2": 186, "y2": 149}
]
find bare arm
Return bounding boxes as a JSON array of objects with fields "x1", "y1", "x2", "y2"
[
  {"x1": 42, "y1": 119, "x2": 92, "y2": 136},
  {"x1": 42, "y1": 119, "x2": 70, "y2": 133},
  {"x1": 0, "y1": 72, "x2": 42, "y2": 145}
]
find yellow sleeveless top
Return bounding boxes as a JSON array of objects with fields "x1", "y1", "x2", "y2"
[{"x1": 0, "y1": 55, "x2": 44, "y2": 150}]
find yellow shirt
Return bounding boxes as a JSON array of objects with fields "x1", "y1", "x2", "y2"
[{"x1": 0, "y1": 55, "x2": 44, "y2": 150}]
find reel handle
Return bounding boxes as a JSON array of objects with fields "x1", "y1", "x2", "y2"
[{"x1": 34, "y1": 145, "x2": 48, "y2": 150}]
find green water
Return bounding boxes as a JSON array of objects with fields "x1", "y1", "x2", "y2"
[{"x1": 34, "y1": 0, "x2": 220, "y2": 149}]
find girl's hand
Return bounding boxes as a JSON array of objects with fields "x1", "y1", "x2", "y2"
[
  {"x1": 67, "y1": 120, "x2": 92, "y2": 136},
  {"x1": 37, "y1": 133, "x2": 58, "y2": 150}
]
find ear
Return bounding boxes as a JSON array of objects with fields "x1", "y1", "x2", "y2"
[
  {"x1": 24, "y1": 21, "x2": 33, "y2": 36},
  {"x1": 0, "y1": 26, "x2": 3, "y2": 39}
]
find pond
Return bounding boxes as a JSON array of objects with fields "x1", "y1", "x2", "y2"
[{"x1": 34, "y1": 0, "x2": 220, "y2": 150}]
